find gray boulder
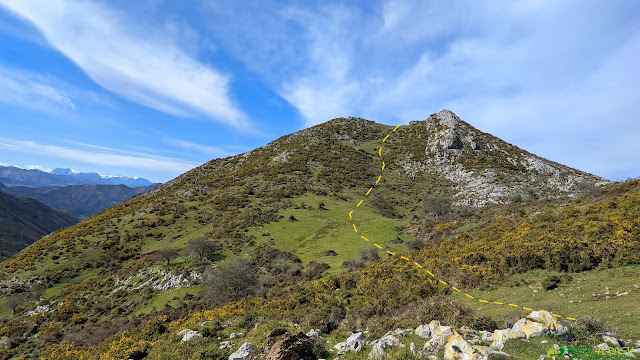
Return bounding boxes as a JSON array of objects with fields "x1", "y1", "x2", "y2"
[
  {"x1": 334, "y1": 332, "x2": 365, "y2": 355},
  {"x1": 229, "y1": 342, "x2": 254, "y2": 360},
  {"x1": 177, "y1": 329, "x2": 202, "y2": 342}
]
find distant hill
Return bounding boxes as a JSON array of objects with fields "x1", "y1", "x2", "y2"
[
  {"x1": 0, "y1": 166, "x2": 154, "y2": 188},
  {"x1": 2, "y1": 183, "x2": 159, "y2": 219},
  {"x1": 0, "y1": 189, "x2": 78, "y2": 260}
]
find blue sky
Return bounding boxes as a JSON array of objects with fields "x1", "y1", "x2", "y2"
[{"x1": 0, "y1": 1, "x2": 638, "y2": 183}]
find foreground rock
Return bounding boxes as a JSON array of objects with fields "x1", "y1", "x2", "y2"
[
  {"x1": 229, "y1": 342, "x2": 255, "y2": 360},
  {"x1": 265, "y1": 331, "x2": 316, "y2": 360},
  {"x1": 369, "y1": 335, "x2": 403, "y2": 359},
  {"x1": 177, "y1": 329, "x2": 202, "y2": 342},
  {"x1": 334, "y1": 332, "x2": 366, "y2": 355}
]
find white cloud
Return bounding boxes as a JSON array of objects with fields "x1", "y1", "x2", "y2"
[
  {"x1": 0, "y1": 0, "x2": 247, "y2": 128},
  {"x1": 0, "y1": 66, "x2": 75, "y2": 110},
  {"x1": 162, "y1": 137, "x2": 238, "y2": 158},
  {"x1": 0, "y1": 137, "x2": 197, "y2": 173},
  {"x1": 214, "y1": 0, "x2": 638, "y2": 179}
]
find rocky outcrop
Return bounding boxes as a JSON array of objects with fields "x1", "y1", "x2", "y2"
[
  {"x1": 369, "y1": 335, "x2": 403, "y2": 359},
  {"x1": 333, "y1": 331, "x2": 366, "y2": 355},
  {"x1": 229, "y1": 342, "x2": 255, "y2": 360},
  {"x1": 177, "y1": 329, "x2": 202, "y2": 342}
]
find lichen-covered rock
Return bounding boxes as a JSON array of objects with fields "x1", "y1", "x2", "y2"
[
  {"x1": 334, "y1": 332, "x2": 365, "y2": 355},
  {"x1": 229, "y1": 342, "x2": 254, "y2": 360},
  {"x1": 489, "y1": 329, "x2": 524, "y2": 351},
  {"x1": 415, "y1": 324, "x2": 431, "y2": 339},
  {"x1": 526, "y1": 311, "x2": 568, "y2": 335},
  {"x1": 177, "y1": 329, "x2": 202, "y2": 342},
  {"x1": 511, "y1": 318, "x2": 546, "y2": 339}
]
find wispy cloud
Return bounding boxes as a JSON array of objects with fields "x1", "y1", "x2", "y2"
[
  {"x1": 162, "y1": 137, "x2": 240, "y2": 159},
  {"x1": 0, "y1": 65, "x2": 75, "y2": 110},
  {"x1": 0, "y1": 0, "x2": 248, "y2": 128},
  {"x1": 0, "y1": 137, "x2": 197, "y2": 173}
]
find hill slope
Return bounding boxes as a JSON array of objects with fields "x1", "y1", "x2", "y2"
[
  {"x1": 1, "y1": 110, "x2": 629, "y2": 359},
  {"x1": 3, "y1": 184, "x2": 158, "y2": 219},
  {"x1": 0, "y1": 190, "x2": 78, "y2": 260}
]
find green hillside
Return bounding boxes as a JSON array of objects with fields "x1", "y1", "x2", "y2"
[{"x1": 0, "y1": 111, "x2": 636, "y2": 359}]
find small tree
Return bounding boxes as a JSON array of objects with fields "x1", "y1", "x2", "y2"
[
  {"x1": 422, "y1": 195, "x2": 451, "y2": 217},
  {"x1": 4, "y1": 293, "x2": 28, "y2": 315},
  {"x1": 202, "y1": 258, "x2": 258, "y2": 306},
  {"x1": 185, "y1": 237, "x2": 220, "y2": 261},
  {"x1": 154, "y1": 248, "x2": 179, "y2": 265}
]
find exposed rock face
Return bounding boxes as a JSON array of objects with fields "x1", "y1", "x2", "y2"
[
  {"x1": 369, "y1": 335, "x2": 403, "y2": 359},
  {"x1": 177, "y1": 329, "x2": 202, "y2": 342},
  {"x1": 334, "y1": 332, "x2": 366, "y2": 355},
  {"x1": 415, "y1": 324, "x2": 431, "y2": 338},
  {"x1": 404, "y1": 109, "x2": 607, "y2": 206},
  {"x1": 229, "y1": 342, "x2": 255, "y2": 360}
]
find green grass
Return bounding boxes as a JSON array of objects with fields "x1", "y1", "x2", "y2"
[
  {"x1": 457, "y1": 265, "x2": 640, "y2": 339},
  {"x1": 246, "y1": 194, "x2": 411, "y2": 272},
  {"x1": 135, "y1": 285, "x2": 201, "y2": 315}
]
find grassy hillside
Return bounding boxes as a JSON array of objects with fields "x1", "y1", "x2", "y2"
[{"x1": 0, "y1": 112, "x2": 635, "y2": 359}]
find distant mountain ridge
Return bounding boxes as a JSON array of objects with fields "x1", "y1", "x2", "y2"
[
  {"x1": 0, "y1": 166, "x2": 155, "y2": 188},
  {"x1": 2, "y1": 183, "x2": 159, "y2": 219},
  {"x1": 0, "y1": 189, "x2": 78, "y2": 260}
]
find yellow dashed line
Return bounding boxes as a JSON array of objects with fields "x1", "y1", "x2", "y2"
[{"x1": 345, "y1": 127, "x2": 578, "y2": 323}]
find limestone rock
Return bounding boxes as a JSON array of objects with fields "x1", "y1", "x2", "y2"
[
  {"x1": 306, "y1": 329, "x2": 322, "y2": 339},
  {"x1": 602, "y1": 333, "x2": 621, "y2": 348},
  {"x1": 230, "y1": 332, "x2": 244, "y2": 339},
  {"x1": 424, "y1": 326, "x2": 454, "y2": 354},
  {"x1": 415, "y1": 324, "x2": 431, "y2": 339},
  {"x1": 220, "y1": 341, "x2": 236, "y2": 350},
  {"x1": 229, "y1": 342, "x2": 254, "y2": 360},
  {"x1": 369, "y1": 335, "x2": 404, "y2": 359},
  {"x1": 526, "y1": 311, "x2": 568, "y2": 335},
  {"x1": 511, "y1": 318, "x2": 546, "y2": 339},
  {"x1": 489, "y1": 329, "x2": 524, "y2": 351},
  {"x1": 177, "y1": 329, "x2": 202, "y2": 342},
  {"x1": 334, "y1": 332, "x2": 365, "y2": 355}
]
